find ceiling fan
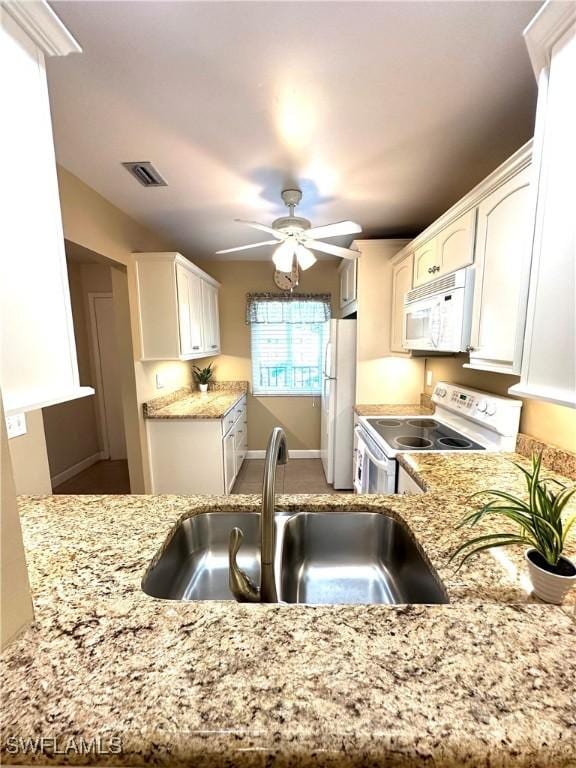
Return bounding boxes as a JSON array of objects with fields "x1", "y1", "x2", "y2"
[{"x1": 215, "y1": 189, "x2": 361, "y2": 271}]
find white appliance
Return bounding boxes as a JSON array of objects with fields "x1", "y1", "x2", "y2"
[
  {"x1": 354, "y1": 382, "x2": 522, "y2": 494},
  {"x1": 403, "y1": 267, "x2": 474, "y2": 353},
  {"x1": 321, "y1": 319, "x2": 357, "y2": 489}
]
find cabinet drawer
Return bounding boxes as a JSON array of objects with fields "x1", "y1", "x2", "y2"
[{"x1": 222, "y1": 396, "x2": 247, "y2": 436}]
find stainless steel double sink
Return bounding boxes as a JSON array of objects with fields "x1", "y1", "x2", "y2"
[{"x1": 142, "y1": 511, "x2": 447, "y2": 605}]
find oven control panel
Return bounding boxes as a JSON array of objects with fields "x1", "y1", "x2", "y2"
[{"x1": 431, "y1": 382, "x2": 522, "y2": 436}]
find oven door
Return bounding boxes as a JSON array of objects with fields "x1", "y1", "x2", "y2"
[{"x1": 354, "y1": 426, "x2": 396, "y2": 494}]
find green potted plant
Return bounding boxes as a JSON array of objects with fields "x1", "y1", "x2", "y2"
[
  {"x1": 193, "y1": 362, "x2": 215, "y2": 393},
  {"x1": 450, "y1": 452, "x2": 576, "y2": 604}
]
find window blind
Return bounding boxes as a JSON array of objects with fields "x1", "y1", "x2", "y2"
[{"x1": 250, "y1": 299, "x2": 329, "y2": 396}]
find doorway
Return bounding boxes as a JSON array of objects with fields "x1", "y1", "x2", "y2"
[
  {"x1": 42, "y1": 245, "x2": 130, "y2": 494},
  {"x1": 88, "y1": 293, "x2": 127, "y2": 461}
]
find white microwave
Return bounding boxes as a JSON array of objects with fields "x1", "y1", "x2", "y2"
[{"x1": 403, "y1": 267, "x2": 474, "y2": 353}]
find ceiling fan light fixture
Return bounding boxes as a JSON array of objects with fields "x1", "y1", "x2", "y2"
[
  {"x1": 295, "y1": 245, "x2": 316, "y2": 271},
  {"x1": 273, "y1": 240, "x2": 296, "y2": 272}
]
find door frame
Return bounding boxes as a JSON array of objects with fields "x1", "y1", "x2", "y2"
[{"x1": 87, "y1": 292, "x2": 114, "y2": 459}]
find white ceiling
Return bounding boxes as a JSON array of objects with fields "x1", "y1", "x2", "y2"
[{"x1": 47, "y1": 1, "x2": 540, "y2": 261}]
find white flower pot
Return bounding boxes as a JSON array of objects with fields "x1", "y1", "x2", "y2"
[
  {"x1": 198, "y1": 383, "x2": 208, "y2": 393},
  {"x1": 525, "y1": 549, "x2": 576, "y2": 604}
]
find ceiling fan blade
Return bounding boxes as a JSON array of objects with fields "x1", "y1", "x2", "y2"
[
  {"x1": 305, "y1": 220, "x2": 362, "y2": 240},
  {"x1": 235, "y1": 219, "x2": 284, "y2": 239},
  {"x1": 215, "y1": 239, "x2": 279, "y2": 255},
  {"x1": 304, "y1": 239, "x2": 360, "y2": 260}
]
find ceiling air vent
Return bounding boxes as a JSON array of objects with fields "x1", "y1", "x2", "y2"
[{"x1": 122, "y1": 161, "x2": 167, "y2": 187}]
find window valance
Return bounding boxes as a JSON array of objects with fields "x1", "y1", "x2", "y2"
[{"x1": 246, "y1": 293, "x2": 332, "y2": 324}]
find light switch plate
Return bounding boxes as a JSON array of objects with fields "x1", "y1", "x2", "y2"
[
  {"x1": 156, "y1": 373, "x2": 165, "y2": 389},
  {"x1": 6, "y1": 413, "x2": 27, "y2": 439},
  {"x1": 426, "y1": 371, "x2": 433, "y2": 387}
]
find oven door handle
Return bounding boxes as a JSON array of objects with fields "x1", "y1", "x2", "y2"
[{"x1": 355, "y1": 427, "x2": 389, "y2": 469}]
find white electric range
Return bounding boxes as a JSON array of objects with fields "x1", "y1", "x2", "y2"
[{"x1": 354, "y1": 382, "x2": 522, "y2": 494}]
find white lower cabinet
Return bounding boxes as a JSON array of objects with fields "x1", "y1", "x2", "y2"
[
  {"x1": 466, "y1": 163, "x2": 532, "y2": 375},
  {"x1": 148, "y1": 396, "x2": 247, "y2": 494},
  {"x1": 397, "y1": 466, "x2": 423, "y2": 495}
]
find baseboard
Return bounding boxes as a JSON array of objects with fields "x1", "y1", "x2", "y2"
[
  {"x1": 245, "y1": 450, "x2": 321, "y2": 459},
  {"x1": 51, "y1": 451, "x2": 105, "y2": 487}
]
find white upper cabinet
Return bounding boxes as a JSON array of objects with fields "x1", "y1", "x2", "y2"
[
  {"x1": 510, "y1": 2, "x2": 576, "y2": 408},
  {"x1": 135, "y1": 253, "x2": 220, "y2": 361},
  {"x1": 201, "y1": 281, "x2": 221, "y2": 355},
  {"x1": 413, "y1": 239, "x2": 439, "y2": 286},
  {"x1": 0, "y1": 4, "x2": 92, "y2": 415},
  {"x1": 339, "y1": 259, "x2": 357, "y2": 313},
  {"x1": 437, "y1": 209, "x2": 477, "y2": 275},
  {"x1": 413, "y1": 210, "x2": 476, "y2": 287},
  {"x1": 466, "y1": 164, "x2": 532, "y2": 374},
  {"x1": 175, "y1": 263, "x2": 204, "y2": 356},
  {"x1": 390, "y1": 251, "x2": 413, "y2": 354}
]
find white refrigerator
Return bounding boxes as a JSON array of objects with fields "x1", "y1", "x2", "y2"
[{"x1": 321, "y1": 319, "x2": 357, "y2": 489}]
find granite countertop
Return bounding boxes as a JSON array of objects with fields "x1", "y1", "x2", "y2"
[
  {"x1": 355, "y1": 403, "x2": 434, "y2": 417},
  {"x1": 2, "y1": 451, "x2": 576, "y2": 767},
  {"x1": 144, "y1": 382, "x2": 248, "y2": 420}
]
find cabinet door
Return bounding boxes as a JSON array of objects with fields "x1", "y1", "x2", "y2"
[
  {"x1": 223, "y1": 431, "x2": 236, "y2": 493},
  {"x1": 339, "y1": 261, "x2": 357, "y2": 308},
  {"x1": 468, "y1": 165, "x2": 532, "y2": 374},
  {"x1": 413, "y1": 238, "x2": 439, "y2": 286},
  {"x1": 390, "y1": 253, "x2": 413, "y2": 353},
  {"x1": 234, "y1": 420, "x2": 246, "y2": 474},
  {"x1": 511, "y1": 15, "x2": 576, "y2": 407},
  {"x1": 437, "y1": 209, "x2": 476, "y2": 275},
  {"x1": 201, "y1": 281, "x2": 220, "y2": 354},
  {"x1": 176, "y1": 264, "x2": 203, "y2": 357}
]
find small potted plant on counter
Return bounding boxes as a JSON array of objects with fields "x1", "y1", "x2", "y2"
[
  {"x1": 450, "y1": 452, "x2": 576, "y2": 604},
  {"x1": 193, "y1": 362, "x2": 214, "y2": 393}
]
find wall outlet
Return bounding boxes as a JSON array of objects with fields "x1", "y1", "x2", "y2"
[
  {"x1": 6, "y1": 413, "x2": 27, "y2": 439},
  {"x1": 155, "y1": 373, "x2": 165, "y2": 390},
  {"x1": 426, "y1": 370, "x2": 433, "y2": 387}
]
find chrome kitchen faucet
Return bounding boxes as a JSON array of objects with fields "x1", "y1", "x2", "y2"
[{"x1": 228, "y1": 427, "x2": 287, "y2": 602}]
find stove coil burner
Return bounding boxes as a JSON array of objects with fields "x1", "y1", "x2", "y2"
[
  {"x1": 375, "y1": 419, "x2": 403, "y2": 428},
  {"x1": 406, "y1": 419, "x2": 439, "y2": 429},
  {"x1": 394, "y1": 435, "x2": 434, "y2": 449},
  {"x1": 436, "y1": 437, "x2": 473, "y2": 449}
]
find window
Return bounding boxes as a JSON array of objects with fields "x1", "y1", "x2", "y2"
[{"x1": 249, "y1": 297, "x2": 330, "y2": 396}]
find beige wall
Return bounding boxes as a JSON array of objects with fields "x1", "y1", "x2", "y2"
[
  {"x1": 355, "y1": 240, "x2": 425, "y2": 405},
  {"x1": 57, "y1": 166, "x2": 194, "y2": 491},
  {"x1": 1, "y1": 397, "x2": 34, "y2": 649},
  {"x1": 424, "y1": 356, "x2": 576, "y2": 452},
  {"x1": 194, "y1": 259, "x2": 340, "y2": 451},
  {"x1": 7, "y1": 410, "x2": 51, "y2": 495}
]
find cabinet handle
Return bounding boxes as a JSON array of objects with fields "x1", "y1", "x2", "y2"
[
  {"x1": 237, "y1": 430, "x2": 243, "y2": 434},
  {"x1": 211, "y1": 345, "x2": 217, "y2": 349},
  {"x1": 192, "y1": 345, "x2": 200, "y2": 350},
  {"x1": 466, "y1": 345, "x2": 477, "y2": 353},
  {"x1": 427, "y1": 267, "x2": 433, "y2": 274}
]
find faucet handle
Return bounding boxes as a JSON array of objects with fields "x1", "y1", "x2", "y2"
[{"x1": 228, "y1": 527, "x2": 260, "y2": 603}]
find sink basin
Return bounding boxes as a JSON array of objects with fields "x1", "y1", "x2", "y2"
[
  {"x1": 280, "y1": 512, "x2": 447, "y2": 605},
  {"x1": 142, "y1": 510, "x2": 447, "y2": 604},
  {"x1": 142, "y1": 512, "x2": 263, "y2": 600}
]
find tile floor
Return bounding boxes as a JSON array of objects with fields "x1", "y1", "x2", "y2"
[
  {"x1": 232, "y1": 459, "x2": 350, "y2": 495},
  {"x1": 53, "y1": 460, "x2": 131, "y2": 494}
]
